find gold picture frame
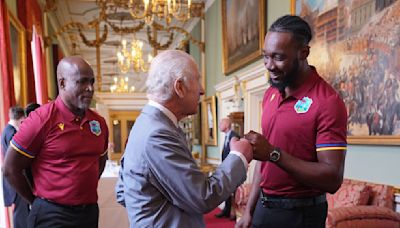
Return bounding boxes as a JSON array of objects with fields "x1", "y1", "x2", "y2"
[
  {"x1": 291, "y1": 0, "x2": 400, "y2": 145},
  {"x1": 202, "y1": 96, "x2": 217, "y2": 146},
  {"x1": 191, "y1": 106, "x2": 202, "y2": 145},
  {"x1": 8, "y1": 10, "x2": 27, "y2": 106},
  {"x1": 222, "y1": 0, "x2": 266, "y2": 74}
]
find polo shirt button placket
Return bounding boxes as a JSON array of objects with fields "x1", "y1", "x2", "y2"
[{"x1": 74, "y1": 117, "x2": 84, "y2": 131}]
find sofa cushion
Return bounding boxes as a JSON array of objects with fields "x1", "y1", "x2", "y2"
[{"x1": 327, "y1": 180, "x2": 370, "y2": 209}]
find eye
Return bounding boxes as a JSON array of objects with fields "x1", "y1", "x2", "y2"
[
  {"x1": 77, "y1": 78, "x2": 95, "y2": 85},
  {"x1": 274, "y1": 55, "x2": 285, "y2": 61}
]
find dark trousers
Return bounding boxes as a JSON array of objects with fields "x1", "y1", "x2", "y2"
[
  {"x1": 13, "y1": 194, "x2": 30, "y2": 228},
  {"x1": 221, "y1": 195, "x2": 232, "y2": 216},
  {"x1": 27, "y1": 198, "x2": 99, "y2": 228},
  {"x1": 252, "y1": 197, "x2": 328, "y2": 228}
]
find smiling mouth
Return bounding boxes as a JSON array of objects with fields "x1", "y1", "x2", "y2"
[{"x1": 269, "y1": 74, "x2": 281, "y2": 81}]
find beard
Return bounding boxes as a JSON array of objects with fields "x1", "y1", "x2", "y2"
[{"x1": 269, "y1": 58, "x2": 299, "y2": 94}]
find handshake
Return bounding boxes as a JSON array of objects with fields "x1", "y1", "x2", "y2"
[{"x1": 230, "y1": 130, "x2": 274, "y2": 162}]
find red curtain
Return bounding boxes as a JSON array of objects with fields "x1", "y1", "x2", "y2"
[
  {"x1": 17, "y1": 0, "x2": 45, "y2": 104},
  {"x1": 0, "y1": 0, "x2": 16, "y2": 126},
  {"x1": 31, "y1": 26, "x2": 48, "y2": 104}
]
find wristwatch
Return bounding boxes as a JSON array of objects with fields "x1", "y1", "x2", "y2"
[{"x1": 269, "y1": 147, "x2": 281, "y2": 162}]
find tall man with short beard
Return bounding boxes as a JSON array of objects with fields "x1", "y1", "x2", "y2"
[
  {"x1": 236, "y1": 15, "x2": 348, "y2": 228},
  {"x1": 3, "y1": 56, "x2": 109, "y2": 228}
]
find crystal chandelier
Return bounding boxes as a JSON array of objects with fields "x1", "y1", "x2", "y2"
[
  {"x1": 117, "y1": 39, "x2": 153, "y2": 74},
  {"x1": 110, "y1": 76, "x2": 136, "y2": 93},
  {"x1": 129, "y1": 0, "x2": 192, "y2": 25}
]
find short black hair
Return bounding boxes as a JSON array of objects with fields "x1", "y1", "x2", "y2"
[
  {"x1": 9, "y1": 106, "x2": 25, "y2": 120},
  {"x1": 25, "y1": 103, "x2": 40, "y2": 117},
  {"x1": 269, "y1": 15, "x2": 312, "y2": 46}
]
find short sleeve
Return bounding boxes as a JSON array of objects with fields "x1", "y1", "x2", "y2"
[
  {"x1": 11, "y1": 110, "x2": 46, "y2": 158},
  {"x1": 316, "y1": 94, "x2": 347, "y2": 152}
]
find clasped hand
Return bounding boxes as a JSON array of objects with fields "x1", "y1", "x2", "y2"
[{"x1": 229, "y1": 130, "x2": 273, "y2": 162}]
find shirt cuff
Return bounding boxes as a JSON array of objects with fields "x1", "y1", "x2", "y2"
[{"x1": 230, "y1": 151, "x2": 248, "y2": 168}]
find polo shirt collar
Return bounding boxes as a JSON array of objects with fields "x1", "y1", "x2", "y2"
[
  {"x1": 289, "y1": 66, "x2": 319, "y2": 100},
  {"x1": 55, "y1": 96, "x2": 91, "y2": 123}
]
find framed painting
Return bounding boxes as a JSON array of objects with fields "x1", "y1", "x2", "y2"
[
  {"x1": 190, "y1": 104, "x2": 202, "y2": 145},
  {"x1": 222, "y1": 0, "x2": 266, "y2": 74},
  {"x1": 9, "y1": 10, "x2": 27, "y2": 106},
  {"x1": 202, "y1": 96, "x2": 217, "y2": 146},
  {"x1": 291, "y1": 0, "x2": 400, "y2": 145}
]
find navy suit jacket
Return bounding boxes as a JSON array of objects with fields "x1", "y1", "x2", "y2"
[
  {"x1": 1, "y1": 124, "x2": 17, "y2": 206},
  {"x1": 222, "y1": 130, "x2": 240, "y2": 161}
]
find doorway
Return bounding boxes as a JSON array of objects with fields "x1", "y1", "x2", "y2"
[{"x1": 108, "y1": 110, "x2": 140, "y2": 161}]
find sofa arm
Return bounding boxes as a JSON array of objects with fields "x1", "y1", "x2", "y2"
[{"x1": 326, "y1": 205, "x2": 400, "y2": 228}]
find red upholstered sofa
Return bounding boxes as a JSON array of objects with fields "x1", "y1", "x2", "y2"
[{"x1": 234, "y1": 179, "x2": 400, "y2": 227}]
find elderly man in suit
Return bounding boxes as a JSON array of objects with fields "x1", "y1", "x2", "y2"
[
  {"x1": 215, "y1": 117, "x2": 240, "y2": 219},
  {"x1": 116, "y1": 50, "x2": 257, "y2": 227}
]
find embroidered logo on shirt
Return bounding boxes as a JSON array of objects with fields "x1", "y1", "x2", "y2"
[
  {"x1": 294, "y1": 97, "x2": 313, "y2": 114},
  {"x1": 89, "y1": 120, "x2": 101, "y2": 136},
  {"x1": 58, "y1": 123, "x2": 64, "y2": 131},
  {"x1": 270, "y1": 94, "x2": 276, "y2": 102}
]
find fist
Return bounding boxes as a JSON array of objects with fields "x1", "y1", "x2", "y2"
[
  {"x1": 230, "y1": 137, "x2": 253, "y2": 163},
  {"x1": 244, "y1": 130, "x2": 273, "y2": 161}
]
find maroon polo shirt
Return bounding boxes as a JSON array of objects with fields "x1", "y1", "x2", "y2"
[
  {"x1": 11, "y1": 97, "x2": 108, "y2": 205},
  {"x1": 260, "y1": 67, "x2": 347, "y2": 198}
]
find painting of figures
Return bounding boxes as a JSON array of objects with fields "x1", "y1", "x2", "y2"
[{"x1": 293, "y1": 0, "x2": 400, "y2": 144}]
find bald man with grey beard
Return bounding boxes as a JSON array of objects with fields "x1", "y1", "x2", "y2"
[{"x1": 4, "y1": 56, "x2": 109, "y2": 228}]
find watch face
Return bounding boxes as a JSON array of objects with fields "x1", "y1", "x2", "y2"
[{"x1": 270, "y1": 149, "x2": 280, "y2": 162}]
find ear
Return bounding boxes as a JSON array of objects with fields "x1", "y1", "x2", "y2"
[
  {"x1": 58, "y1": 77, "x2": 65, "y2": 90},
  {"x1": 174, "y1": 78, "x2": 186, "y2": 98},
  {"x1": 299, "y1": 45, "x2": 310, "y2": 60}
]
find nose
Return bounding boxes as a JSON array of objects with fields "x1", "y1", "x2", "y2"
[
  {"x1": 86, "y1": 83, "x2": 94, "y2": 93},
  {"x1": 199, "y1": 84, "x2": 205, "y2": 96},
  {"x1": 264, "y1": 58, "x2": 276, "y2": 71}
]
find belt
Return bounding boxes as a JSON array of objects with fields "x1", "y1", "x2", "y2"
[
  {"x1": 260, "y1": 190, "x2": 326, "y2": 209},
  {"x1": 38, "y1": 197, "x2": 96, "y2": 210}
]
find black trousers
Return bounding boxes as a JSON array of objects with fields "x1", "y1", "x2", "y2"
[
  {"x1": 221, "y1": 195, "x2": 232, "y2": 216},
  {"x1": 27, "y1": 198, "x2": 99, "y2": 228},
  {"x1": 252, "y1": 197, "x2": 327, "y2": 228},
  {"x1": 13, "y1": 194, "x2": 30, "y2": 228}
]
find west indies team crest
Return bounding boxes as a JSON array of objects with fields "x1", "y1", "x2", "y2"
[
  {"x1": 294, "y1": 97, "x2": 313, "y2": 114},
  {"x1": 89, "y1": 120, "x2": 101, "y2": 136}
]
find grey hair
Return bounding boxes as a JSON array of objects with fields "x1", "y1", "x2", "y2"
[{"x1": 146, "y1": 50, "x2": 197, "y2": 102}]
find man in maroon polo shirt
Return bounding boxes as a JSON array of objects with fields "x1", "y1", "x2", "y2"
[
  {"x1": 3, "y1": 56, "x2": 109, "y2": 228},
  {"x1": 237, "y1": 15, "x2": 347, "y2": 228}
]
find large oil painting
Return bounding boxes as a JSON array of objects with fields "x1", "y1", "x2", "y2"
[
  {"x1": 292, "y1": 0, "x2": 400, "y2": 145},
  {"x1": 222, "y1": 0, "x2": 265, "y2": 74}
]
